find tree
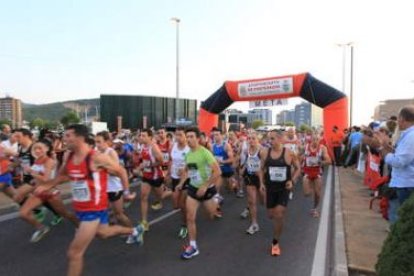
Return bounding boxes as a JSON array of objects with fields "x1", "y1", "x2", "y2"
[
  {"x1": 30, "y1": 118, "x2": 45, "y2": 129},
  {"x1": 44, "y1": 120, "x2": 60, "y2": 130},
  {"x1": 252, "y1": 119, "x2": 265, "y2": 130},
  {"x1": 284, "y1": 121, "x2": 295, "y2": 127},
  {"x1": 0, "y1": 119, "x2": 12, "y2": 128},
  {"x1": 299, "y1": 123, "x2": 311, "y2": 132},
  {"x1": 376, "y1": 194, "x2": 414, "y2": 275},
  {"x1": 60, "y1": 111, "x2": 80, "y2": 127}
]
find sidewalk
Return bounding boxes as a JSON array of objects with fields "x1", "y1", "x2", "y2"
[{"x1": 338, "y1": 167, "x2": 388, "y2": 275}]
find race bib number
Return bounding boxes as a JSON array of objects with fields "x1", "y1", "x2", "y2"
[
  {"x1": 269, "y1": 167, "x2": 287, "y2": 182},
  {"x1": 306, "y1": 156, "x2": 320, "y2": 167},
  {"x1": 142, "y1": 160, "x2": 152, "y2": 173},
  {"x1": 215, "y1": 156, "x2": 223, "y2": 163},
  {"x1": 162, "y1": 152, "x2": 170, "y2": 163},
  {"x1": 370, "y1": 161, "x2": 379, "y2": 172},
  {"x1": 188, "y1": 169, "x2": 202, "y2": 185},
  {"x1": 247, "y1": 158, "x2": 260, "y2": 173},
  {"x1": 72, "y1": 181, "x2": 91, "y2": 202}
]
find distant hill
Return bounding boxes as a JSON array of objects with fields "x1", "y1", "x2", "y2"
[{"x1": 23, "y1": 98, "x2": 100, "y2": 122}]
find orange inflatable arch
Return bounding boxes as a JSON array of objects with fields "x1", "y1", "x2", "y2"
[{"x1": 199, "y1": 72, "x2": 348, "y2": 146}]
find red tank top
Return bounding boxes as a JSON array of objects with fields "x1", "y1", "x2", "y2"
[
  {"x1": 141, "y1": 145, "x2": 163, "y2": 180},
  {"x1": 157, "y1": 140, "x2": 170, "y2": 167},
  {"x1": 303, "y1": 144, "x2": 322, "y2": 176},
  {"x1": 66, "y1": 150, "x2": 108, "y2": 212}
]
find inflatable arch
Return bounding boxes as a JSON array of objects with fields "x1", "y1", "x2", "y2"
[{"x1": 199, "y1": 72, "x2": 348, "y2": 144}]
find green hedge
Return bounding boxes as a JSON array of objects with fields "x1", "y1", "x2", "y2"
[{"x1": 376, "y1": 193, "x2": 414, "y2": 276}]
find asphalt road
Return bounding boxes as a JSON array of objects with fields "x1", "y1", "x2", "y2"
[{"x1": 0, "y1": 174, "x2": 328, "y2": 276}]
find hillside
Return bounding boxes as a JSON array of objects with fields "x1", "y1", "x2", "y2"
[{"x1": 23, "y1": 98, "x2": 100, "y2": 122}]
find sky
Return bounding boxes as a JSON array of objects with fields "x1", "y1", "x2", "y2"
[{"x1": 1, "y1": 0, "x2": 413, "y2": 125}]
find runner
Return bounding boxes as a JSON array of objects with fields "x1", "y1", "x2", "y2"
[
  {"x1": 228, "y1": 131, "x2": 243, "y2": 197},
  {"x1": 211, "y1": 129, "x2": 235, "y2": 201},
  {"x1": 13, "y1": 128, "x2": 61, "y2": 224},
  {"x1": 34, "y1": 124, "x2": 143, "y2": 276},
  {"x1": 283, "y1": 127, "x2": 301, "y2": 200},
  {"x1": 240, "y1": 132, "x2": 266, "y2": 234},
  {"x1": 261, "y1": 130, "x2": 301, "y2": 256},
  {"x1": 137, "y1": 128, "x2": 170, "y2": 231},
  {"x1": 95, "y1": 131, "x2": 136, "y2": 228},
  {"x1": 0, "y1": 132, "x2": 19, "y2": 205},
  {"x1": 18, "y1": 139, "x2": 79, "y2": 242},
  {"x1": 154, "y1": 127, "x2": 173, "y2": 210},
  {"x1": 179, "y1": 127, "x2": 221, "y2": 259},
  {"x1": 302, "y1": 134, "x2": 331, "y2": 218},
  {"x1": 168, "y1": 127, "x2": 190, "y2": 239}
]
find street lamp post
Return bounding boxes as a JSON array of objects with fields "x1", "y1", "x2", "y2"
[
  {"x1": 337, "y1": 42, "x2": 354, "y2": 127},
  {"x1": 171, "y1": 17, "x2": 180, "y2": 121}
]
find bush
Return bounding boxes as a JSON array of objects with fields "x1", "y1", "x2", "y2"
[{"x1": 376, "y1": 193, "x2": 414, "y2": 276}]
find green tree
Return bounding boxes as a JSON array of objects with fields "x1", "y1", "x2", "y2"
[
  {"x1": 252, "y1": 119, "x2": 265, "y2": 129},
  {"x1": 376, "y1": 194, "x2": 414, "y2": 275},
  {"x1": 299, "y1": 123, "x2": 311, "y2": 132},
  {"x1": 61, "y1": 111, "x2": 80, "y2": 127},
  {"x1": 0, "y1": 119, "x2": 12, "y2": 128},
  {"x1": 44, "y1": 120, "x2": 60, "y2": 130},
  {"x1": 284, "y1": 121, "x2": 295, "y2": 127},
  {"x1": 30, "y1": 118, "x2": 45, "y2": 129}
]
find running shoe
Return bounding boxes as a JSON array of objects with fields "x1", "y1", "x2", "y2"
[
  {"x1": 141, "y1": 220, "x2": 150, "y2": 232},
  {"x1": 50, "y1": 215, "x2": 63, "y2": 226},
  {"x1": 246, "y1": 224, "x2": 260, "y2": 235},
  {"x1": 34, "y1": 208, "x2": 46, "y2": 223},
  {"x1": 236, "y1": 189, "x2": 245, "y2": 198},
  {"x1": 178, "y1": 226, "x2": 188, "y2": 239},
  {"x1": 181, "y1": 245, "x2": 199, "y2": 260},
  {"x1": 240, "y1": 208, "x2": 249, "y2": 219},
  {"x1": 151, "y1": 201, "x2": 163, "y2": 211},
  {"x1": 30, "y1": 226, "x2": 50, "y2": 243},
  {"x1": 214, "y1": 208, "x2": 223, "y2": 219},
  {"x1": 271, "y1": 243, "x2": 281, "y2": 256}
]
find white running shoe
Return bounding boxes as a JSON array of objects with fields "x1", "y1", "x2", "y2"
[
  {"x1": 240, "y1": 208, "x2": 249, "y2": 219},
  {"x1": 246, "y1": 224, "x2": 259, "y2": 235},
  {"x1": 30, "y1": 226, "x2": 50, "y2": 243}
]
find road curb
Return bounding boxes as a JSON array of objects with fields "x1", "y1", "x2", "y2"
[{"x1": 334, "y1": 167, "x2": 349, "y2": 276}]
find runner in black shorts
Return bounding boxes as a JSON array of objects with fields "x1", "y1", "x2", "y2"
[
  {"x1": 240, "y1": 132, "x2": 266, "y2": 235},
  {"x1": 179, "y1": 127, "x2": 221, "y2": 260},
  {"x1": 168, "y1": 127, "x2": 191, "y2": 239},
  {"x1": 261, "y1": 130, "x2": 301, "y2": 256}
]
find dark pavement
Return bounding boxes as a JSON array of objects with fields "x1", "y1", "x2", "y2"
[{"x1": 0, "y1": 175, "x2": 328, "y2": 276}]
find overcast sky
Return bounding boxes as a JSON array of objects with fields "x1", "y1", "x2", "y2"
[{"x1": 1, "y1": 0, "x2": 413, "y2": 125}]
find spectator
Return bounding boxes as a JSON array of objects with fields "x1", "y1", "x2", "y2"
[
  {"x1": 0, "y1": 124, "x2": 12, "y2": 141},
  {"x1": 345, "y1": 126, "x2": 363, "y2": 167},
  {"x1": 376, "y1": 105, "x2": 414, "y2": 207},
  {"x1": 331, "y1": 126, "x2": 344, "y2": 166}
]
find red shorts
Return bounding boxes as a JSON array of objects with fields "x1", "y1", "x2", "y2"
[
  {"x1": 36, "y1": 189, "x2": 60, "y2": 201},
  {"x1": 303, "y1": 167, "x2": 321, "y2": 181}
]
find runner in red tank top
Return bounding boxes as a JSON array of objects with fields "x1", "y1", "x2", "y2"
[
  {"x1": 137, "y1": 129, "x2": 172, "y2": 231},
  {"x1": 34, "y1": 124, "x2": 144, "y2": 276},
  {"x1": 301, "y1": 134, "x2": 331, "y2": 218}
]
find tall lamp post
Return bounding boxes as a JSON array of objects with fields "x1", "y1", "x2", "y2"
[
  {"x1": 337, "y1": 42, "x2": 354, "y2": 126},
  {"x1": 171, "y1": 17, "x2": 180, "y2": 121}
]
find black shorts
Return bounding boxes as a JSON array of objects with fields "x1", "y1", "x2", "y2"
[
  {"x1": 23, "y1": 175, "x2": 34, "y2": 186},
  {"x1": 187, "y1": 185, "x2": 217, "y2": 202},
  {"x1": 221, "y1": 171, "x2": 234, "y2": 178},
  {"x1": 243, "y1": 172, "x2": 260, "y2": 189},
  {"x1": 107, "y1": 191, "x2": 123, "y2": 202},
  {"x1": 142, "y1": 177, "x2": 164, "y2": 188},
  {"x1": 171, "y1": 178, "x2": 189, "y2": 192},
  {"x1": 266, "y1": 188, "x2": 289, "y2": 209}
]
